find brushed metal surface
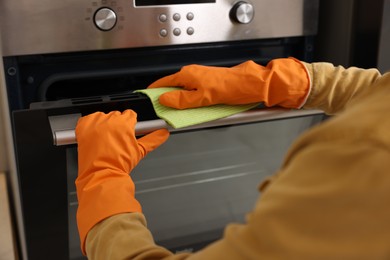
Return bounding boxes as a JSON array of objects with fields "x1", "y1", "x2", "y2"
[
  {"x1": 0, "y1": 74, "x2": 7, "y2": 172},
  {"x1": 0, "y1": 41, "x2": 27, "y2": 259},
  {"x1": 0, "y1": 0, "x2": 319, "y2": 56}
]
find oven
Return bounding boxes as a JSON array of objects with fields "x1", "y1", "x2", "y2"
[{"x1": 1, "y1": 0, "x2": 322, "y2": 259}]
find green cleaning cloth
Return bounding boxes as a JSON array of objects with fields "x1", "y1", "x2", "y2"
[{"x1": 135, "y1": 87, "x2": 260, "y2": 129}]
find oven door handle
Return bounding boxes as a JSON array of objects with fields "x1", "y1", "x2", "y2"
[{"x1": 49, "y1": 108, "x2": 323, "y2": 146}]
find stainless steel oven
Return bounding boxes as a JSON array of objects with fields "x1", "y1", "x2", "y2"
[{"x1": 1, "y1": 0, "x2": 322, "y2": 259}]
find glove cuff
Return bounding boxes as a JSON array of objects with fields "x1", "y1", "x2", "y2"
[
  {"x1": 76, "y1": 172, "x2": 141, "y2": 255},
  {"x1": 291, "y1": 58, "x2": 313, "y2": 108},
  {"x1": 266, "y1": 57, "x2": 312, "y2": 109}
]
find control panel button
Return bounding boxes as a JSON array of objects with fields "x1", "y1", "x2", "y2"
[
  {"x1": 230, "y1": 1, "x2": 254, "y2": 24},
  {"x1": 173, "y1": 28, "x2": 181, "y2": 36},
  {"x1": 94, "y1": 7, "x2": 117, "y2": 31},
  {"x1": 159, "y1": 14, "x2": 168, "y2": 22},
  {"x1": 173, "y1": 13, "x2": 181, "y2": 21},
  {"x1": 187, "y1": 27, "x2": 194, "y2": 35},
  {"x1": 186, "y1": 12, "x2": 194, "y2": 21},
  {"x1": 160, "y1": 29, "x2": 168, "y2": 37}
]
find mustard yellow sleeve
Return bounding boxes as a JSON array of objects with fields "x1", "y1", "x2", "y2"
[
  {"x1": 86, "y1": 213, "x2": 191, "y2": 260},
  {"x1": 302, "y1": 62, "x2": 382, "y2": 114},
  {"x1": 86, "y1": 71, "x2": 390, "y2": 259}
]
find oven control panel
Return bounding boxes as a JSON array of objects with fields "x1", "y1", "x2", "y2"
[
  {"x1": 92, "y1": 1, "x2": 255, "y2": 33},
  {"x1": 0, "y1": 0, "x2": 319, "y2": 56}
]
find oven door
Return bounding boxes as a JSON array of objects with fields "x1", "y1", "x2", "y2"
[
  {"x1": 13, "y1": 97, "x2": 323, "y2": 259},
  {"x1": 6, "y1": 33, "x2": 323, "y2": 260}
]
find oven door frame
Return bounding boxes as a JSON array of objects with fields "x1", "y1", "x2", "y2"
[{"x1": 13, "y1": 108, "x2": 70, "y2": 259}]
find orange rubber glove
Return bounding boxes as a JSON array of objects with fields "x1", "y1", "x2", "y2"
[
  {"x1": 75, "y1": 109, "x2": 169, "y2": 255},
  {"x1": 148, "y1": 58, "x2": 310, "y2": 109}
]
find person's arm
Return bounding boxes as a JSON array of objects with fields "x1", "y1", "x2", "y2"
[
  {"x1": 148, "y1": 58, "x2": 383, "y2": 115},
  {"x1": 148, "y1": 58, "x2": 311, "y2": 109},
  {"x1": 75, "y1": 110, "x2": 169, "y2": 255},
  {"x1": 85, "y1": 73, "x2": 390, "y2": 259},
  {"x1": 302, "y1": 62, "x2": 381, "y2": 114}
]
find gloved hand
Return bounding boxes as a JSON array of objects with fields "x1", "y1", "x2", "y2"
[
  {"x1": 75, "y1": 109, "x2": 169, "y2": 255},
  {"x1": 148, "y1": 58, "x2": 310, "y2": 109}
]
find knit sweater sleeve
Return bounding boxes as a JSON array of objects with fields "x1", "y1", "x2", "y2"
[{"x1": 302, "y1": 62, "x2": 381, "y2": 114}]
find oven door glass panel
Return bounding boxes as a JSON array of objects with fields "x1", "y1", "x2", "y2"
[{"x1": 67, "y1": 115, "x2": 323, "y2": 258}]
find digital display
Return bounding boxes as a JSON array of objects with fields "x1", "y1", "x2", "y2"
[{"x1": 135, "y1": 0, "x2": 215, "y2": 6}]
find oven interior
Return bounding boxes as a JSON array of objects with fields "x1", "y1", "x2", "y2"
[{"x1": 4, "y1": 38, "x2": 312, "y2": 110}]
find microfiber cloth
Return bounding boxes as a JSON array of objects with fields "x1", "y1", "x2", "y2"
[{"x1": 135, "y1": 87, "x2": 260, "y2": 129}]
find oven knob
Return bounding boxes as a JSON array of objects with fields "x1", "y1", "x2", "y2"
[
  {"x1": 94, "y1": 7, "x2": 117, "y2": 31},
  {"x1": 230, "y1": 2, "x2": 254, "y2": 24}
]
